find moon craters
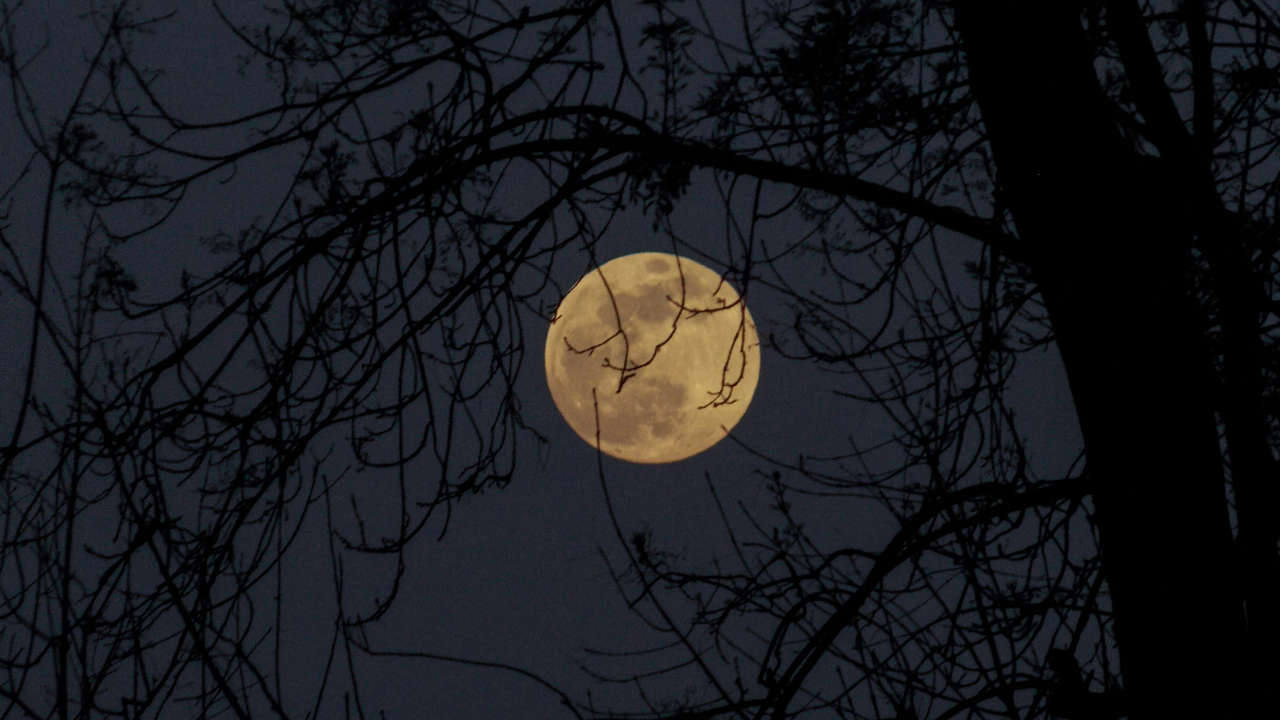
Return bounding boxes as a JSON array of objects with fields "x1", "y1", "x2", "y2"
[{"x1": 545, "y1": 252, "x2": 760, "y2": 463}]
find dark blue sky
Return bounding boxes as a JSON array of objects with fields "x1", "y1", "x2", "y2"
[{"x1": 0, "y1": 2, "x2": 1087, "y2": 717}]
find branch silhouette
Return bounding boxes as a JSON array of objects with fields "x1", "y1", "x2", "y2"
[{"x1": 1, "y1": 1, "x2": 1276, "y2": 718}]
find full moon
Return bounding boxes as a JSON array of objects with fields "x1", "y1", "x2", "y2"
[{"x1": 544, "y1": 252, "x2": 760, "y2": 464}]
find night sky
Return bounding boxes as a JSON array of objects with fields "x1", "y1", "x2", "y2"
[{"x1": 0, "y1": 2, "x2": 1093, "y2": 718}]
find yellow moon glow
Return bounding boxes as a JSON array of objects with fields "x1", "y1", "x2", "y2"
[{"x1": 544, "y1": 252, "x2": 760, "y2": 464}]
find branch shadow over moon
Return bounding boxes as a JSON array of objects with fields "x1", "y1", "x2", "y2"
[{"x1": 544, "y1": 252, "x2": 761, "y2": 463}]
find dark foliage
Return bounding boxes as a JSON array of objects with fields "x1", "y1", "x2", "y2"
[{"x1": 1, "y1": 1, "x2": 1276, "y2": 718}]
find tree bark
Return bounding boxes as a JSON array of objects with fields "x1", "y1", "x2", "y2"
[{"x1": 954, "y1": 3, "x2": 1250, "y2": 717}]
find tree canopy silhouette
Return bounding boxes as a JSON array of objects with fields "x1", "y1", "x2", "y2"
[{"x1": 1, "y1": 1, "x2": 1276, "y2": 718}]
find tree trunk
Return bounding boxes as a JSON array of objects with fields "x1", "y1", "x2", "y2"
[{"x1": 954, "y1": 4, "x2": 1250, "y2": 717}]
